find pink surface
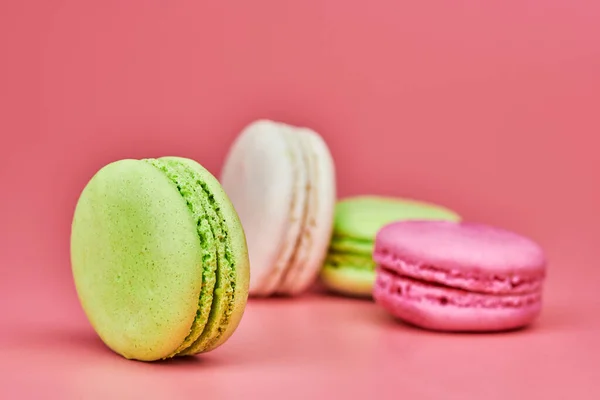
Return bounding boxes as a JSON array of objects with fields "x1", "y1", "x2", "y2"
[
  {"x1": 1, "y1": 1, "x2": 600, "y2": 399},
  {"x1": 373, "y1": 221, "x2": 546, "y2": 294}
]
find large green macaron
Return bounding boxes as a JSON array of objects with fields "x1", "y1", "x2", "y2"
[
  {"x1": 70, "y1": 157, "x2": 250, "y2": 361},
  {"x1": 320, "y1": 196, "x2": 460, "y2": 297}
]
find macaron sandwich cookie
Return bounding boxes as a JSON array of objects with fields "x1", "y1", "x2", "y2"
[
  {"x1": 373, "y1": 221, "x2": 547, "y2": 332},
  {"x1": 320, "y1": 196, "x2": 460, "y2": 298},
  {"x1": 71, "y1": 157, "x2": 250, "y2": 361},
  {"x1": 220, "y1": 120, "x2": 336, "y2": 297}
]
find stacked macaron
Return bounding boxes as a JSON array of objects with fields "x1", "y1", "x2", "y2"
[{"x1": 320, "y1": 196, "x2": 461, "y2": 297}]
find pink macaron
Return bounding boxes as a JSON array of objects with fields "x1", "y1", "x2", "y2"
[{"x1": 372, "y1": 221, "x2": 547, "y2": 332}]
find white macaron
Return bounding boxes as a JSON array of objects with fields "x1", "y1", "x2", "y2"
[{"x1": 220, "y1": 119, "x2": 336, "y2": 297}]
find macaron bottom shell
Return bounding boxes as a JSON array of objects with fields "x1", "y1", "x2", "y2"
[
  {"x1": 373, "y1": 268, "x2": 542, "y2": 332},
  {"x1": 320, "y1": 252, "x2": 375, "y2": 297},
  {"x1": 320, "y1": 264, "x2": 375, "y2": 298}
]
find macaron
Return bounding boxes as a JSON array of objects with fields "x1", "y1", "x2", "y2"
[
  {"x1": 320, "y1": 196, "x2": 461, "y2": 297},
  {"x1": 372, "y1": 221, "x2": 547, "y2": 332},
  {"x1": 220, "y1": 119, "x2": 336, "y2": 297},
  {"x1": 70, "y1": 157, "x2": 250, "y2": 361}
]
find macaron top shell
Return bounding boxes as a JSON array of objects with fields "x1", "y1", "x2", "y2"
[
  {"x1": 334, "y1": 196, "x2": 461, "y2": 241},
  {"x1": 374, "y1": 221, "x2": 547, "y2": 293}
]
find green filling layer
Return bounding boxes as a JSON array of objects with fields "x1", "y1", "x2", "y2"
[
  {"x1": 326, "y1": 234, "x2": 375, "y2": 272},
  {"x1": 329, "y1": 234, "x2": 374, "y2": 255},
  {"x1": 143, "y1": 158, "x2": 217, "y2": 357},
  {"x1": 169, "y1": 160, "x2": 236, "y2": 355},
  {"x1": 324, "y1": 251, "x2": 375, "y2": 271},
  {"x1": 144, "y1": 158, "x2": 236, "y2": 357}
]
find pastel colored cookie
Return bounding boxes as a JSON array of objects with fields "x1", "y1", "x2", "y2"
[
  {"x1": 220, "y1": 119, "x2": 336, "y2": 297},
  {"x1": 320, "y1": 196, "x2": 460, "y2": 297},
  {"x1": 372, "y1": 221, "x2": 547, "y2": 332},
  {"x1": 70, "y1": 157, "x2": 250, "y2": 361}
]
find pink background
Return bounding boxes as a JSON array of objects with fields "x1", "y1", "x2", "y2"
[{"x1": 1, "y1": 1, "x2": 599, "y2": 398}]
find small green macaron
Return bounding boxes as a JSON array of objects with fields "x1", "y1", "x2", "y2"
[
  {"x1": 320, "y1": 196, "x2": 460, "y2": 298},
  {"x1": 70, "y1": 157, "x2": 250, "y2": 361}
]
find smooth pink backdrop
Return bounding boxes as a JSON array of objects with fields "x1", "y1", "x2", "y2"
[{"x1": 1, "y1": 1, "x2": 599, "y2": 399}]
